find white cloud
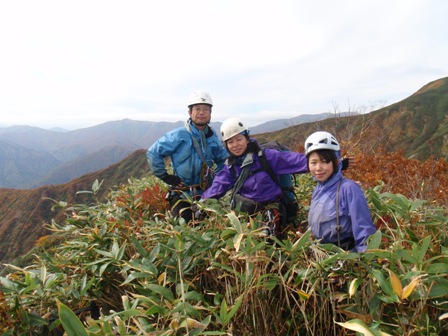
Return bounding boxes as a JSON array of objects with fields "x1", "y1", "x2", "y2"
[{"x1": 0, "y1": 0, "x2": 447, "y2": 129}]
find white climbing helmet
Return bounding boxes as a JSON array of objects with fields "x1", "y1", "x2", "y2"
[
  {"x1": 220, "y1": 117, "x2": 249, "y2": 141},
  {"x1": 304, "y1": 131, "x2": 340, "y2": 156},
  {"x1": 188, "y1": 90, "x2": 213, "y2": 107}
]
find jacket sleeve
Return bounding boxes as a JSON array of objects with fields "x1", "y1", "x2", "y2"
[
  {"x1": 209, "y1": 131, "x2": 228, "y2": 173},
  {"x1": 147, "y1": 131, "x2": 181, "y2": 179},
  {"x1": 342, "y1": 181, "x2": 377, "y2": 252},
  {"x1": 214, "y1": 145, "x2": 229, "y2": 173},
  {"x1": 264, "y1": 149, "x2": 309, "y2": 175},
  {"x1": 202, "y1": 165, "x2": 235, "y2": 199}
]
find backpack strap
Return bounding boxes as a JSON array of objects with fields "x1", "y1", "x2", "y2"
[
  {"x1": 335, "y1": 178, "x2": 342, "y2": 248},
  {"x1": 258, "y1": 149, "x2": 297, "y2": 193},
  {"x1": 258, "y1": 149, "x2": 299, "y2": 223},
  {"x1": 229, "y1": 153, "x2": 255, "y2": 209},
  {"x1": 257, "y1": 149, "x2": 279, "y2": 185}
]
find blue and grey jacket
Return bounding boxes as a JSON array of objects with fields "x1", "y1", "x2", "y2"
[
  {"x1": 147, "y1": 119, "x2": 228, "y2": 195},
  {"x1": 308, "y1": 152, "x2": 377, "y2": 252}
]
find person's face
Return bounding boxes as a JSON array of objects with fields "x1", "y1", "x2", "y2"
[
  {"x1": 226, "y1": 133, "x2": 249, "y2": 156},
  {"x1": 189, "y1": 104, "x2": 212, "y2": 128},
  {"x1": 308, "y1": 152, "x2": 334, "y2": 182}
]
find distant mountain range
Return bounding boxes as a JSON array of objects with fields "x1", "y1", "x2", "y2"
[
  {"x1": 0, "y1": 113, "x2": 352, "y2": 189},
  {"x1": 1, "y1": 76, "x2": 447, "y2": 267}
]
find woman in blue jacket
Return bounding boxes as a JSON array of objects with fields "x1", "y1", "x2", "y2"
[{"x1": 304, "y1": 131, "x2": 377, "y2": 252}]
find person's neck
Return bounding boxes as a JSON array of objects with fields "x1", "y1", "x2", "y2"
[{"x1": 192, "y1": 122, "x2": 207, "y2": 130}]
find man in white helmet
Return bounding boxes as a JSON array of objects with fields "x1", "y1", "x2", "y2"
[{"x1": 147, "y1": 90, "x2": 228, "y2": 223}]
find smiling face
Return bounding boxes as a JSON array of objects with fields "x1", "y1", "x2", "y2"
[
  {"x1": 226, "y1": 133, "x2": 249, "y2": 156},
  {"x1": 189, "y1": 104, "x2": 212, "y2": 129},
  {"x1": 307, "y1": 151, "x2": 335, "y2": 182}
]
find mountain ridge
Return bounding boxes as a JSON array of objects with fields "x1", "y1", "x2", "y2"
[
  {"x1": 1, "y1": 76, "x2": 448, "y2": 267},
  {"x1": 0, "y1": 115, "x2": 344, "y2": 189}
]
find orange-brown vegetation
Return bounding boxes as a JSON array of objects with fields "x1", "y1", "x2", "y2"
[
  {"x1": 343, "y1": 147, "x2": 448, "y2": 205},
  {"x1": 114, "y1": 183, "x2": 169, "y2": 218}
]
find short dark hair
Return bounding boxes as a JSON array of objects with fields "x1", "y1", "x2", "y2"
[{"x1": 307, "y1": 149, "x2": 339, "y2": 173}]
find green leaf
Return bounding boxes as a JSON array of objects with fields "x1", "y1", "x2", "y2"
[
  {"x1": 80, "y1": 276, "x2": 95, "y2": 296},
  {"x1": 115, "y1": 316, "x2": 127, "y2": 335},
  {"x1": 396, "y1": 249, "x2": 418, "y2": 264},
  {"x1": 99, "y1": 262, "x2": 111, "y2": 277},
  {"x1": 349, "y1": 278, "x2": 362, "y2": 297},
  {"x1": 426, "y1": 262, "x2": 448, "y2": 275},
  {"x1": 144, "y1": 283, "x2": 175, "y2": 301},
  {"x1": 130, "y1": 235, "x2": 150, "y2": 257},
  {"x1": 126, "y1": 258, "x2": 158, "y2": 274},
  {"x1": 92, "y1": 249, "x2": 113, "y2": 258},
  {"x1": 184, "y1": 290, "x2": 204, "y2": 302},
  {"x1": 0, "y1": 276, "x2": 18, "y2": 291},
  {"x1": 91, "y1": 179, "x2": 104, "y2": 195},
  {"x1": 335, "y1": 318, "x2": 385, "y2": 336},
  {"x1": 256, "y1": 273, "x2": 279, "y2": 290},
  {"x1": 224, "y1": 294, "x2": 243, "y2": 325},
  {"x1": 428, "y1": 282, "x2": 448, "y2": 299},
  {"x1": 371, "y1": 269, "x2": 396, "y2": 299},
  {"x1": 28, "y1": 312, "x2": 48, "y2": 327},
  {"x1": 418, "y1": 235, "x2": 431, "y2": 263},
  {"x1": 57, "y1": 301, "x2": 89, "y2": 336},
  {"x1": 123, "y1": 272, "x2": 156, "y2": 285},
  {"x1": 226, "y1": 212, "x2": 243, "y2": 234},
  {"x1": 110, "y1": 309, "x2": 144, "y2": 319},
  {"x1": 367, "y1": 230, "x2": 382, "y2": 249},
  {"x1": 219, "y1": 298, "x2": 228, "y2": 325},
  {"x1": 291, "y1": 229, "x2": 311, "y2": 252},
  {"x1": 172, "y1": 302, "x2": 201, "y2": 319},
  {"x1": 233, "y1": 233, "x2": 244, "y2": 252}
]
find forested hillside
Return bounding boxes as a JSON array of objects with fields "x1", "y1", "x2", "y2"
[
  {"x1": 0, "y1": 149, "x2": 149, "y2": 266},
  {"x1": 257, "y1": 77, "x2": 448, "y2": 161}
]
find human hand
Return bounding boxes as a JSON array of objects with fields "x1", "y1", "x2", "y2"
[
  {"x1": 191, "y1": 203, "x2": 206, "y2": 220},
  {"x1": 161, "y1": 174, "x2": 184, "y2": 187},
  {"x1": 341, "y1": 156, "x2": 358, "y2": 170}
]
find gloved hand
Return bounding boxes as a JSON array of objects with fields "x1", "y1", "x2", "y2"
[
  {"x1": 191, "y1": 203, "x2": 206, "y2": 221},
  {"x1": 341, "y1": 157, "x2": 350, "y2": 170},
  {"x1": 194, "y1": 209, "x2": 205, "y2": 220},
  {"x1": 341, "y1": 156, "x2": 359, "y2": 170},
  {"x1": 160, "y1": 174, "x2": 183, "y2": 187}
]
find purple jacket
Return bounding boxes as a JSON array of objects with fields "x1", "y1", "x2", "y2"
[
  {"x1": 308, "y1": 155, "x2": 377, "y2": 252},
  {"x1": 202, "y1": 146, "x2": 308, "y2": 203}
]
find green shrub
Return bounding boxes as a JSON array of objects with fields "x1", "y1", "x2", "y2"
[{"x1": 1, "y1": 176, "x2": 447, "y2": 335}]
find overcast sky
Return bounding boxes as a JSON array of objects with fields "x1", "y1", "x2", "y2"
[{"x1": 1, "y1": 0, "x2": 447, "y2": 130}]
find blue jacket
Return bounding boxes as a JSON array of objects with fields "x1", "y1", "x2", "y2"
[
  {"x1": 308, "y1": 154, "x2": 376, "y2": 252},
  {"x1": 202, "y1": 140, "x2": 308, "y2": 203},
  {"x1": 147, "y1": 119, "x2": 228, "y2": 194}
]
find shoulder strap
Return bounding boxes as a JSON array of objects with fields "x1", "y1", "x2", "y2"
[
  {"x1": 335, "y1": 178, "x2": 342, "y2": 247},
  {"x1": 257, "y1": 149, "x2": 279, "y2": 185},
  {"x1": 258, "y1": 149, "x2": 298, "y2": 200},
  {"x1": 185, "y1": 121, "x2": 209, "y2": 166},
  {"x1": 229, "y1": 154, "x2": 254, "y2": 208},
  {"x1": 191, "y1": 136, "x2": 208, "y2": 165}
]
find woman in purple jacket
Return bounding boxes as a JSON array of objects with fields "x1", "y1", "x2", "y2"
[
  {"x1": 202, "y1": 118, "x2": 309, "y2": 233},
  {"x1": 304, "y1": 131, "x2": 377, "y2": 252}
]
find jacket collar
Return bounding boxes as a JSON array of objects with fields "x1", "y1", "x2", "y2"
[{"x1": 185, "y1": 118, "x2": 213, "y2": 138}]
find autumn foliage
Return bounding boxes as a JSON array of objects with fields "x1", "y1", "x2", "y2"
[{"x1": 342, "y1": 147, "x2": 448, "y2": 206}]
